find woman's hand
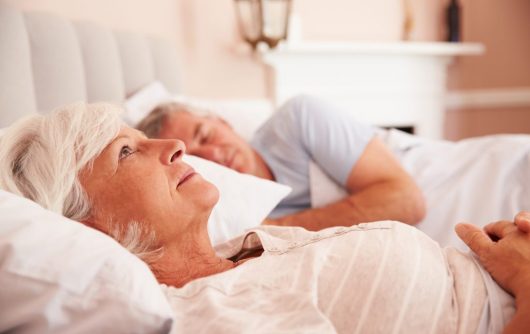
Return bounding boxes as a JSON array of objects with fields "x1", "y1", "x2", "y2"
[
  {"x1": 456, "y1": 212, "x2": 530, "y2": 334},
  {"x1": 514, "y1": 211, "x2": 530, "y2": 233},
  {"x1": 455, "y1": 212, "x2": 530, "y2": 298}
]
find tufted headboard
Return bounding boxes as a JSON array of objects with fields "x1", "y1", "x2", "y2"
[{"x1": 0, "y1": 3, "x2": 181, "y2": 128}]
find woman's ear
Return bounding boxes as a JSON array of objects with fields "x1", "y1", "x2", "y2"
[
  {"x1": 80, "y1": 217, "x2": 107, "y2": 235},
  {"x1": 80, "y1": 219, "x2": 95, "y2": 229}
]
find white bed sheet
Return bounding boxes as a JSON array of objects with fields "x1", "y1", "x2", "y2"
[{"x1": 310, "y1": 129, "x2": 530, "y2": 250}]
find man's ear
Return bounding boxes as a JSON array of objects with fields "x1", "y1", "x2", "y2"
[{"x1": 219, "y1": 118, "x2": 232, "y2": 128}]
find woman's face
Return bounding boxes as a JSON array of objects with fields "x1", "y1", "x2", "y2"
[{"x1": 80, "y1": 126, "x2": 218, "y2": 246}]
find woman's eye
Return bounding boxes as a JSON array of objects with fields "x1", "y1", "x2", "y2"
[{"x1": 119, "y1": 145, "x2": 135, "y2": 160}]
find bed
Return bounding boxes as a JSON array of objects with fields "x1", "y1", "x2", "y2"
[{"x1": 1, "y1": 3, "x2": 530, "y2": 333}]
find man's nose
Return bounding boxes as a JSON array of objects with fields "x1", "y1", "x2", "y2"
[{"x1": 189, "y1": 145, "x2": 223, "y2": 164}]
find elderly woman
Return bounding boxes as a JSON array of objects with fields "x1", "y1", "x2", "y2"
[{"x1": 0, "y1": 103, "x2": 519, "y2": 333}]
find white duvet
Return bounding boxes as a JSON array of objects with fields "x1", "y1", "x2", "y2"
[{"x1": 310, "y1": 129, "x2": 530, "y2": 250}]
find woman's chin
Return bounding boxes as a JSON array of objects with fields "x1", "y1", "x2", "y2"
[{"x1": 201, "y1": 181, "x2": 220, "y2": 208}]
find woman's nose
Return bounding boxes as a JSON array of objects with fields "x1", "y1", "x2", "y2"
[{"x1": 163, "y1": 139, "x2": 186, "y2": 165}]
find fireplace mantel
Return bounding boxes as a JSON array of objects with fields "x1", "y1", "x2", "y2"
[{"x1": 261, "y1": 42, "x2": 484, "y2": 139}]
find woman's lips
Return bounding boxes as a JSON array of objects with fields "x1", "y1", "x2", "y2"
[{"x1": 177, "y1": 168, "x2": 196, "y2": 187}]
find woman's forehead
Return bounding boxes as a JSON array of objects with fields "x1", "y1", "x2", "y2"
[{"x1": 119, "y1": 126, "x2": 146, "y2": 138}]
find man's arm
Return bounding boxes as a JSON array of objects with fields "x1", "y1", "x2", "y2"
[
  {"x1": 456, "y1": 212, "x2": 530, "y2": 334},
  {"x1": 267, "y1": 137, "x2": 425, "y2": 230}
]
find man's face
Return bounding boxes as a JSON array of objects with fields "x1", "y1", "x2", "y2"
[{"x1": 159, "y1": 111, "x2": 258, "y2": 175}]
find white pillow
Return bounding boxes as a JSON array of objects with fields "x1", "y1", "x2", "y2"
[
  {"x1": 0, "y1": 190, "x2": 174, "y2": 333},
  {"x1": 183, "y1": 155, "x2": 291, "y2": 245},
  {"x1": 124, "y1": 81, "x2": 274, "y2": 141}
]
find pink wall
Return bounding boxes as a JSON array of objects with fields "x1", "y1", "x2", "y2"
[
  {"x1": 293, "y1": 0, "x2": 404, "y2": 41},
  {"x1": 3, "y1": 0, "x2": 182, "y2": 42},
  {"x1": 446, "y1": 0, "x2": 530, "y2": 139},
  {"x1": 448, "y1": 0, "x2": 530, "y2": 90},
  {"x1": 175, "y1": 0, "x2": 268, "y2": 98},
  {"x1": 294, "y1": 0, "x2": 442, "y2": 42},
  {"x1": 445, "y1": 107, "x2": 530, "y2": 139}
]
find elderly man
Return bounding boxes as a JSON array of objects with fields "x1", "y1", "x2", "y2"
[{"x1": 137, "y1": 95, "x2": 425, "y2": 230}]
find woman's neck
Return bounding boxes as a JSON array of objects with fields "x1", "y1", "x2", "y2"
[
  {"x1": 156, "y1": 255, "x2": 235, "y2": 288},
  {"x1": 152, "y1": 230, "x2": 235, "y2": 288}
]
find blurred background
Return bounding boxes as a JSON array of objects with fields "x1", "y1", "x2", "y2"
[{"x1": 4, "y1": 0, "x2": 529, "y2": 140}]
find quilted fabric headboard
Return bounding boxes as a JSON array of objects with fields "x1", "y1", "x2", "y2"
[{"x1": 0, "y1": 3, "x2": 181, "y2": 127}]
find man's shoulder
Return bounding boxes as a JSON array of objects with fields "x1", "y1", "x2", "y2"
[{"x1": 276, "y1": 95, "x2": 328, "y2": 119}]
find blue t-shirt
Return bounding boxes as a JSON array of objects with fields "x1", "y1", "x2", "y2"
[{"x1": 250, "y1": 95, "x2": 375, "y2": 217}]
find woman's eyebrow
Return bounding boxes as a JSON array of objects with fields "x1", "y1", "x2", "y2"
[
  {"x1": 131, "y1": 129, "x2": 148, "y2": 140},
  {"x1": 112, "y1": 132, "x2": 143, "y2": 144},
  {"x1": 109, "y1": 136, "x2": 126, "y2": 152},
  {"x1": 112, "y1": 135, "x2": 129, "y2": 143},
  {"x1": 106, "y1": 135, "x2": 127, "y2": 151}
]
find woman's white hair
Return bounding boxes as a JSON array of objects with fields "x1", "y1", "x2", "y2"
[{"x1": 0, "y1": 102, "x2": 161, "y2": 265}]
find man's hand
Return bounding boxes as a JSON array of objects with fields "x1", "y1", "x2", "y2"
[
  {"x1": 262, "y1": 218, "x2": 282, "y2": 226},
  {"x1": 455, "y1": 212, "x2": 530, "y2": 298}
]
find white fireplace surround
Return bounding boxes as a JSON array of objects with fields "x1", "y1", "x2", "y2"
[{"x1": 262, "y1": 42, "x2": 484, "y2": 139}]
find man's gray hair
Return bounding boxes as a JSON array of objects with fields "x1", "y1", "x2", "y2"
[
  {"x1": 136, "y1": 101, "x2": 211, "y2": 138},
  {"x1": 0, "y1": 103, "x2": 161, "y2": 266}
]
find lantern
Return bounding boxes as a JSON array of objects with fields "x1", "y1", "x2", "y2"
[{"x1": 234, "y1": 0, "x2": 292, "y2": 49}]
